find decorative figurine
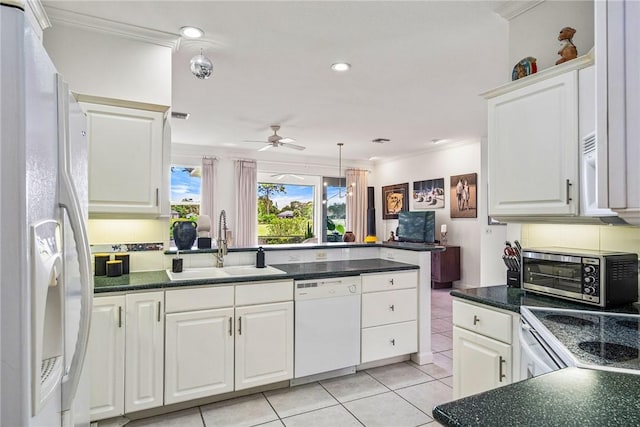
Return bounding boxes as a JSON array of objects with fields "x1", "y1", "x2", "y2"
[
  {"x1": 556, "y1": 27, "x2": 578, "y2": 65},
  {"x1": 512, "y1": 57, "x2": 537, "y2": 80}
]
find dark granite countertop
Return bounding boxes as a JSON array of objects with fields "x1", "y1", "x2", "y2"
[
  {"x1": 451, "y1": 285, "x2": 640, "y2": 314},
  {"x1": 164, "y1": 241, "x2": 445, "y2": 255},
  {"x1": 433, "y1": 367, "x2": 640, "y2": 427},
  {"x1": 93, "y1": 258, "x2": 419, "y2": 294}
]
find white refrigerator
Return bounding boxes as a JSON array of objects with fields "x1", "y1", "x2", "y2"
[{"x1": 1, "y1": 2, "x2": 92, "y2": 426}]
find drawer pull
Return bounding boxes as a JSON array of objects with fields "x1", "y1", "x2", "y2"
[
  {"x1": 389, "y1": 278, "x2": 394, "y2": 286},
  {"x1": 390, "y1": 338, "x2": 395, "y2": 346},
  {"x1": 389, "y1": 304, "x2": 395, "y2": 312},
  {"x1": 118, "y1": 306, "x2": 123, "y2": 328},
  {"x1": 499, "y1": 356, "x2": 506, "y2": 382},
  {"x1": 473, "y1": 315, "x2": 480, "y2": 325},
  {"x1": 238, "y1": 316, "x2": 242, "y2": 335},
  {"x1": 228, "y1": 316, "x2": 233, "y2": 336},
  {"x1": 157, "y1": 301, "x2": 162, "y2": 322}
]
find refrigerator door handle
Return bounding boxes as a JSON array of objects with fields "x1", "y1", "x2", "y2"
[{"x1": 57, "y1": 77, "x2": 93, "y2": 412}]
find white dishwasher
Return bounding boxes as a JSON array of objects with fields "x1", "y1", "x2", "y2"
[{"x1": 293, "y1": 276, "x2": 361, "y2": 382}]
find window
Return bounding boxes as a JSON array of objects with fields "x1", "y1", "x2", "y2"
[
  {"x1": 170, "y1": 165, "x2": 201, "y2": 223},
  {"x1": 257, "y1": 182, "x2": 314, "y2": 245},
  {"x1": 323, "y1": 177, "x2": 346, "y2": 242}
]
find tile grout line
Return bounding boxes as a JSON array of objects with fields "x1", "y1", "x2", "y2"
[
  {"x1": 260, "y1": 391, "x2": 286, "y2": 425},
  {"x1": 316, "y1": 381, "x2": 366, "y2": 426}
]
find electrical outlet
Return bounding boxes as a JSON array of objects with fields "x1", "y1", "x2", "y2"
[
  {"x1": 316, "y1": 251, "x2": 327, "y2": 260},
  {"x1": 288, "y1": 254, "x2": 300, "y2": 262},
  {"x1": 386, "y1": 251, "x2": 395, "y2": 260}
]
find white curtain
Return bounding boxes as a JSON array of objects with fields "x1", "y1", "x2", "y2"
[
  {"x1": 346, "y1": 169, "x2": 368, "y2": 242},
  {"x1": 234, "y1": 160, "x2": 258, "y2": 247},
  {"x1": 200, "y1": 157, "x2": 216, "y2": 220}
]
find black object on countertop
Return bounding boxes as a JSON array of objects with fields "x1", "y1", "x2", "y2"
[
  {"x1": 256, "y1": 246, "x2": 265, "y2": 268},
  {"x1": 172, "y1": 257, "x2": 183, "y2": 273}
]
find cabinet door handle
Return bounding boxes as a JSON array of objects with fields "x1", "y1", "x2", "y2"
[
  {"x1": 229, "y1": 316, "x2": 233, "y2": 336},
  {"x1": 155, "y1": 188, "x2": 159, "y2": 206},
  {"x1": 389, "y1": 278, "x2": 394, "y2": 286},
  {"x1": 499, "y1": 356, "x2": 506, "y2": 382},
  {"x1": 389, "y1": 304, "x2": 395, "y2": 312},
  {"x1": 118, "y1": 306, "x2": 122, "y2": 328},
  {"x1": 473, "y1": 315, "x2": 480, "y2": 325},
  {"x1": 238, "y1": 316, "x2": 242, "y2": 335},
  {"x1": 390, "y1": 338, "x2": 395, "y2": 346},
  {"x1": 566, "y1": 179, "x2": 572, "y2": 204},
  {"x1": 157, "y1": 301, "x2": 162, "y2": 322}
]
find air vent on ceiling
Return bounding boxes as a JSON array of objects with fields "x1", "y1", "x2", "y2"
[
  {"x1": 171, "y1": 111, "x2": 190, "y2": 120},
  {"x1": 371, "y1": 138, "x2": 390, "y2": 144}
]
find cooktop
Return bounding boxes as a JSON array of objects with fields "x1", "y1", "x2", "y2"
[{"x1": 523, "y1": 307, "x2": 640, "y2": 373}]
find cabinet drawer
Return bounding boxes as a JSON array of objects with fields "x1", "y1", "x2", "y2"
[
  {"x1": 361, "y1": 321, "x2": 417, "y2": 363},
  {"x1": 165, "y1": 286, "x2": 233, "y2": 313},
  {"x1": 235, "y1": 280, "x2": 293, "y2": 306},
  {"x1": 362, "y1": 289, "x2": 417, "y2": 327},
  {"x1": 452, "y1": 300, "x2": 512, "y2": 344},
  {"x1": 361, "y1": 270, "x2": 417, "y2": 293}
]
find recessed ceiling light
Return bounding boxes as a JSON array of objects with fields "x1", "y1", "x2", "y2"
[
  {"x1": 331, "y1": 62, "x2": 351, "y2": 72},
  {"x1": 180, "y1": 26, "x2": 204, "y2": 39}
]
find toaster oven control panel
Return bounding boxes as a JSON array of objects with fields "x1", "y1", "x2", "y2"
[{"x1": 582, "y1": 258, "x2": 600, "y2": 301}]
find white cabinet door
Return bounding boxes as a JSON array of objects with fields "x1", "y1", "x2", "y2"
[
  {"x1": 235, "y1": 301, "x2": 294, "y2": 391},
  {"x1": 125, "y1": 292, "x2": 164, "y2": 413},
  {"x1": 80, "y1": 102, "x2": 165, "y2": 216},
  {"x1": 165, "y1": 308, "x2": 234, "y2": 404},
  {"x1": 488, "y1": 71, "x2": 579, "y2": 216},
  {"x1": 453, "y1": 326, "x2": 512, "y2": 399},
  {"x1": 87, "y1": 296, "x2": 125, "y2": 421},
  {"x1": 597, "y1": 0, "x2": 640, "y2": 224}
]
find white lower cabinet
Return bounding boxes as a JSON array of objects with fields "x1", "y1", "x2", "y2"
[
  {"x1": 453, "y1": 326, "x2": 511, "y2": 398},
  {"x1": 87, "y1": 296, "x2": 125, "y2": 421},
  {"x1": 164, "y1": 307, "x2": 235, "y2": 404},
  {"x1": 235, "y1": 301, "x2": 294, "y2": 390},
  {"x1": 452, "y1": 299, "x2": 519, "y2": 399},
  {"x1": 360, "y1": 271, "x2": 418, "y2": 363},
  {"x1": 125, "y1": 292, "x2": 165, "y2": 413}
]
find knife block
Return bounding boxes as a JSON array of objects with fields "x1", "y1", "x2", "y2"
[{"x1": 506, "y1": 270, "x2": 521, "y2": 288}]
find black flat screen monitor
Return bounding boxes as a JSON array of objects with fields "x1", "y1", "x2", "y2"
[{"x1": 397, "y1": 211, "x2": 435, "y2": 243}]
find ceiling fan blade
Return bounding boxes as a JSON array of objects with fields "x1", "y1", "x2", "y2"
[
  {"x1": 282, "y1": 142, "x2": 306, "y2": 150},
  {"x1": 258, "y1": 144, "x2": 273, "y2": 152},
  {"x1": 279, "y1": 137, "x2": 295, "y2": 143}
]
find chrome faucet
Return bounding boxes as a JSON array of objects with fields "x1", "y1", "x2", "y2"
[{"x1": 215, "y1": 210, "x2": 228, "y2": 267}]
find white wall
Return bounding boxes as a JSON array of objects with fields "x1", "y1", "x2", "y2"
[
  {"x1": 371, "y1": 141, "x2": 483, "y2": 287},
  {"x1": 509, "y1": 1, "x2": 594, "y2": 73},
  {"x1": 43, "y1": 24, "x2": 172, "y2": 106}
]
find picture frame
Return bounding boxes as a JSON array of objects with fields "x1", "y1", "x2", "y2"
[
  {"x1": 412, "y1": 178, "x2": 445, "y2": 210},
  {"x1": 382, "y1": 183, "x2": 409, "y2": 219},
  {"x1": 450, "y1": 173, "x2": 477, "y2": 218}
]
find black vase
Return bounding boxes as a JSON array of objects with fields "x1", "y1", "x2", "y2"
[{"x1": 173, "y1": 221, "x2": 197, "y2": 250}]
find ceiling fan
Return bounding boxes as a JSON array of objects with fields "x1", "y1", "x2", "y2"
[{"x1": 244, "y1": 125, "x2": 305, "y2": 151}]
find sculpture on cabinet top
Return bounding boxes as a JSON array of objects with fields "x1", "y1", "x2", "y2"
[{"x1": 556, "y1": 26, "x2": 578, "y2": 65}]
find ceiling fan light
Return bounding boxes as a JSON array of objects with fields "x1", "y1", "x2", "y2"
[
  {"x1": 331, "y1": 62, "x2": 351, "y2": 72},
  {"x1": 190, "y1": 52, "x2": 213, "y2": 79},
  {"x1": 180, "y1": 26, "x2": 204, "y2": 38}
]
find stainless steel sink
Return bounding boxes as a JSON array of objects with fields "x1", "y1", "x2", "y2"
[{"x1": 166, "y1": 265, "x2": 286, "y2": 281}]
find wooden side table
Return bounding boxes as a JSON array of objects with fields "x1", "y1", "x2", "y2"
[{"x1": 431, "y1": 245, "x2": 460, "y2": 288}]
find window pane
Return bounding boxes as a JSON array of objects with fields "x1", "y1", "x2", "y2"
[
  {"x1": 170, "y1": 166, "x2": 201, "y2": 242},
  {"x1": 258, "y1": 183, "x2": 314, "y2": 245},
  {"x1": 323, "y1": 178, "x2": 346, "y2": 242}
]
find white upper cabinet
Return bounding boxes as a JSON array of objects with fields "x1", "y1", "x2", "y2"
[
  {"x1": 596, "y1": 0, "x2": 640, "y2": 224},
  {"x1": 79, "y1": 97, "x2": 169, "y2": 217},
  {"x1": 486, "y1": 69, "x2": 580, "y2": 217}
]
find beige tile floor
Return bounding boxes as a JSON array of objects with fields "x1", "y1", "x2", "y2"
[{"x1": 121, "y1": 289, "x2": 454, "y2": 427}]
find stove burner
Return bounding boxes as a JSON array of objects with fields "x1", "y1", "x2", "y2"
[
  {"x1": 546, "y1": 314, "x2": 595, "y2": 327},
  {"x1": 616, "y1": 319, "x2": 640, "y2": 331},
  {"x1": 577, "y1": 341, "x2": 639, "y2": 362}
]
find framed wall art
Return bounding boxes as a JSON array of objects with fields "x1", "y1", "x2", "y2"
[
  {"x1": 382, "y1": 183, "x2": 409, "y2": 219},
  {"x1": 450, "y1": 173, "x2": 477, "y2": 218},
  {"x1": 412, "y1": 178, "x2": 445, "y2": 209}
]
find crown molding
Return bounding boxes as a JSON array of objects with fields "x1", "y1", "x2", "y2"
[
  {"x1": 26, "y1": 0, "x2": 51, "y2": 30},
  {"x1": 44, "y1": 6, "x2": 181, "y2": 51},
  {"x1": 493, "y1": 0, "x2": 545, "y2": 21}
]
